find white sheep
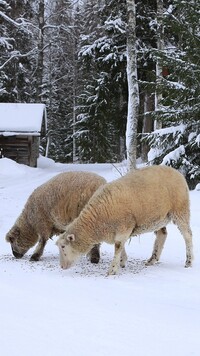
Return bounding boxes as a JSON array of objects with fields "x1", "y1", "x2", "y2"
[
  {"x1": 5, "y1": 171, "x2": 106, "y2": 262},
  {"x1": 56, "y1": 165, "x2": 193, "y2": 275}
]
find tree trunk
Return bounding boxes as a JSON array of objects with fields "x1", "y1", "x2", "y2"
[
  {"x1": 154, "y1": 0, "x2": 164, "y2": 130},
  {"x1": 126, "y1": 0, "x2": 139, "y2": 170},
  {"x1": 36, "y1": 0, "x2": 45, "y2": 100},
  {"x1": 72, "y1": 74, "x2": 77, "y2": 163},
  {"x1": 72, "y1": 17, "x2": 78, "y2": 163},
  {"x1": 141, "y1": 92, "x2": 154, "y2": 161}
]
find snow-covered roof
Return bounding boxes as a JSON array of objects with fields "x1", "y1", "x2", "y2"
[{"x1": 0, "y1": 103, "x2": 47, "y2": 136}]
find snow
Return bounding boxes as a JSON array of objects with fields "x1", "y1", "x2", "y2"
[
  {"x1": 195, "y1": 134, "x2": 200, "y2": 146},
  {"x1": 162, "y1": 145, "x2": 185, "y2": 165},
  {"x1": 0, "y1": 103, "x2": 47, "y2": 134},
  {"x1": 195, "y1": 183, "x2": 200, "y2": 191},
  {"x1": 1, "y1": 157, "x2": 200, "y2": 356},
  {"x1": 153, "y1": 123, "x2": 186, "y2": 136},
  {"x1": 104, "y1": 18, "x2": 126, "y2": 34},
  {"x1": 147, "y1": 124, "x2": 186, "y2": 163},
  {"x1": 0, "y1": 37, "x2": 13, "y2": 50},
  {"x1": 148, "y1": 146, "x2": 163, "y2": 162}
]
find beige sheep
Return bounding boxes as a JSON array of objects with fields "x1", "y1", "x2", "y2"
[
  {"x1": 5, "y1": 171, "x2": 106, "y2": 262},
  {"x1": 56, "y1": 165, "x2": 193, "y2": 275}
]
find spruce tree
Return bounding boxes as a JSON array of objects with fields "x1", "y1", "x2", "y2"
[
  {"x1": 0, "y1": 0, "x2": 35, "y2": 102},
  {"x1": 40, "y1": 0, "x2": 82, "y2": 162},
  {"x1": 76, "y1": 0, "x2": 127, "y2": 162},
  {"x1": 144, "y1": 0, "x2": 200, "y2": 188}
]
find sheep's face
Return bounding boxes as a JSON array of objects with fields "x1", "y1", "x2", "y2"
[
  {"x1": 5, "y1": 226, "x2": 31, "y2": 258},
  {"x1": 56, "y1": 234, "x2": 80, "y2": 269}
]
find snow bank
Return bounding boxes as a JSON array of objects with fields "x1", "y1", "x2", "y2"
[
  {"x1": 195, "y1": 183, "x2": 200, "y2": 191},
  {"x1": 0, "y1": 157, "x2": 30, "y2": 177},
  {"x1": 37, "y1": 155, "x2": 56, "y2": 168}
]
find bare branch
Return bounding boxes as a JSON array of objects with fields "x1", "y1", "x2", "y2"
[
  {"x1": 0, "y1": 11, "x2": 32, "y2": 34},
  {"x1": 0, "y1": 48, "x2": 37, "y2": 70}
]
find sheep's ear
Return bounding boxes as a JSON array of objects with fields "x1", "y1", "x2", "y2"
[
  {"x1": 66, "y1": 234, "x2": 75, "y2": 242},
  {"x1": 5, "y1": 226, "x2": 20, "y2": 243}
]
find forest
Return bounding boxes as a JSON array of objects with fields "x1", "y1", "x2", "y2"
[{"x1": 0, "y1": 0, "x2": 200, "y2": 188}]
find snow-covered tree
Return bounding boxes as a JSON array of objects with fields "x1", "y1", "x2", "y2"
[
  {"x1": 144, "y1": 0, "x2": 200, "y2": 188},
  {"x1": 146, "y1": 123, "x2": 200, "y2": 189},
  {"x1": 43, "y1": 0, "x2": 80, "y2": 162},
  {"x1": 0, "y1": 0, "x2": 35, "y2": 102},
  {"x1": 76, "y1": 0, "x2": 127, "y2": 162}
]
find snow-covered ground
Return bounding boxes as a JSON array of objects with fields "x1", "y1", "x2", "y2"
[{"x1": 1, "y1": 156, "x2": 200, "y2": 356}]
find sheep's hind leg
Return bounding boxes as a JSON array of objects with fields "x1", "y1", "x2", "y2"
[
  {"x1": 146, "y1": 227, "x2": 167, "y2": 266},
  {"x1": 30, "y1": 236, "x2": 47, "y2": 261},
  {"x1": 175, "y1": 219, "x2": 193, "y2": 267},
  {"x1": 87, "y1": 244, "x2": 100, "y2": 264}
]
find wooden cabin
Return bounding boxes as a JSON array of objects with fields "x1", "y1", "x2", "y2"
[{"x1": 0, "y1": 103, "x2": 48, "y2": 167}]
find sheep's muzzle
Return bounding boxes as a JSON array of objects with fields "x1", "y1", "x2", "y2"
[{"x1": 12, "y1": 248, "x2": 24, "y2": 259}]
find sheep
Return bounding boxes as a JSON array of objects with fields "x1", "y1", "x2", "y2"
[
  {"x1": 56, "y1": 165, "x2": 193, "y2": 275},
  {"x1": 5, "y1": 171, "x2": 106, "y2": 262}
]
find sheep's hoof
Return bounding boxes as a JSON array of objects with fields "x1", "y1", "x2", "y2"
[
  {"x1": 107, "y1": 265, "x2": 118, "y2": 276},
  {"x1": 145, "y1": 258, "x2": 156, "y2": 266},
  {"x1": 30, "y1": 254, "x2": 40, "y2": 261},
  {"x1": 120, "y1": 261, "x2": 126, "y2": 268},
  {"x1": 90, "y1": 256, "x2": 100, "y2": 264},
  {"x1": 107, "y1": 271, "x2": 117, "y2": 276},
  {"x1": 185, "y1": 261, "x2": 192, "y2": 268}
]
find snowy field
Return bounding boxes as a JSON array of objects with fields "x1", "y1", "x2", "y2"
[{"x1": 1, "y1": 156, "x2": 200, "y2": 356}]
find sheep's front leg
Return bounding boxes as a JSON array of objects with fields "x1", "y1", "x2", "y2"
[
  {"x1": 120, "y1": 247, "x2": 127, "y2": 268},
  {"x1": 87, "y1": 244, "x2": 101, "y2": 264},
  {"x1": 108, "y1": 241, "x2": 125, "y2": 276},
  {"x1": 30, "y1": 236, "x2": 48, "y2": 261}
]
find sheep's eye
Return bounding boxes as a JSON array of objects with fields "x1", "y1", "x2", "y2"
[{"x1": 61, "y1": 245, "x2": 65, "y2": 249}]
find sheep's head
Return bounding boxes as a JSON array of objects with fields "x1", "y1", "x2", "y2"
[
  {"x1": 5, "y1": 225, "x2": 33, "y2": 258},
  {"x1": 56, "y1": 233, "x2": 80, "y2": 269}
]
